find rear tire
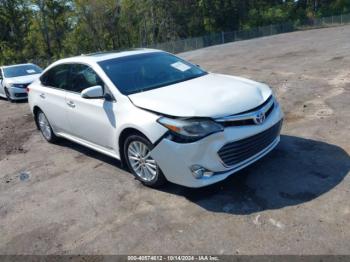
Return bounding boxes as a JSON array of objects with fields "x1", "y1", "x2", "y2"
[
  {"x1": 36, "y1": 110, "x2": 58, "y2": 143},
  {"x1": 124, "y1": 134, "x2": 166, "y2": 187}
]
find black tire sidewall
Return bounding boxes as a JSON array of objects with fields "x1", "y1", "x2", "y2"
[
  {"x1": 4, "y1": 87, "x2": 13, "y2": 102},
  {"x1": 36, "y1": 110, "x2": 57, "y2": 143},
  {"x1": 124, "y1": 134, "x2": 166, "y2": 187}
]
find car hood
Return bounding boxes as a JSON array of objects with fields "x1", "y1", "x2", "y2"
[
  {"x1": 5, "y1": 74, "x2": 41, "y2": 85},
  {"x1": 128, "y1": 73, "x2": 272, "y2": 118}
]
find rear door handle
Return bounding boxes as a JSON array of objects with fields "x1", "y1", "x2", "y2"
[
  {"x1": 40, "y1": 93, "x2": 46, "y2": 99},
  {"x1": 67, "y1": 101, "x2": 75, "y2": 108}
]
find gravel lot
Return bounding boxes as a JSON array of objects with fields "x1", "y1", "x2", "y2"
[{"x1": 0, "y1": 25, "x2": 349, "y2": 255}]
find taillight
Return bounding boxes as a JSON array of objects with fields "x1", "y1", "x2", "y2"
[{"x1": 26, "y1": 87, "x2": 30, "y2": 93}]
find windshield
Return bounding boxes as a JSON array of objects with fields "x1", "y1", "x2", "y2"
[
  {"x1": 98, "y1": 52, "x2": 207, "y2": 95},
  {"x1": 3, "y1": 64, "x2": 43, "y2": 78}
]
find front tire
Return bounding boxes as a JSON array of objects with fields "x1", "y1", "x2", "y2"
[
  {"x1": 4, "y1": 87, "x2": 14, "y2": 103},
  {"x1": 36, "y1": 110, "x2": 58, "y2": 143},
  {"x1": 124, "y1": 134, "x2": 166, "y2": 187}
]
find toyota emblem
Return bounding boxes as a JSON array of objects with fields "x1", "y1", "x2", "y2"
[{"x1": 253, "y1": 111, "x2": 266, "y2": 125}]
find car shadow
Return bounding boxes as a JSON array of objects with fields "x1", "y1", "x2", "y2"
[
  {"x1": 156, "y1": 135, "x2": 350, "y2": 214},
  {"x1": 55, "y1": 134, "x2": 349, "y2": 215},
  {"x1": 0, "y1": 97, "x2": 28, "y2": 103},
  {"x1": 55, "y1": 139, "x2": 124, "y2": 169}
]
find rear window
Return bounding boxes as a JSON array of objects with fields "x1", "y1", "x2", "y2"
[{"x1": 3, "y1": 64, "x2": 43, "y2": 78}]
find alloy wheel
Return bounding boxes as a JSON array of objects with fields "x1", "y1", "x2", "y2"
[
  {"x1": 38, "y1": 112, "x2": 52, "y2": 141},
  {"x1": 127, "y1": 141, "x2": 158, "y2": 182}
]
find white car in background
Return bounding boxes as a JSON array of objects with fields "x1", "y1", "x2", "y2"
[
  {"x1": 0, "y1": 63, "x2": 43, "y2": 102},
  {"x1": 28, "y1": 49, "x2": 283, "y2": 188}
]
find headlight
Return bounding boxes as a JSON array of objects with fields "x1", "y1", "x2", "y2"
[
  {"x1": 157, "y1": 117, "x2": 223, "y2": 142},
  {"x1": 10, "y1": 83, "x2": 25, "y2": 88}
]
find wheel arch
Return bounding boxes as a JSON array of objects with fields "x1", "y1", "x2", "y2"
[
  {"x1": 32, "y1": 106, "x2": 42, "y2": 130},
  {"x1": 4, "y1": 85, "x2": 12, "y2": 101},
  {"x1": 118, "y1": 127, "x2": 150, "y2": 167}
]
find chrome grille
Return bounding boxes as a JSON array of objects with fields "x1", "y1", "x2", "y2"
[
  {"x1": 216, "y1": 96, "x2": 275, "y2": 127},
  {"x1": 14, "y1": 93, "x2": 27, "y2": 98},
  {"x1": 218, "y1": 120, "x2": 282, "y2": 166}
]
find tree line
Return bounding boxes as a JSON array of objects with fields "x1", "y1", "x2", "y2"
[{"x1": 1, "y1": 0, "x2": 349, "y2": 66}]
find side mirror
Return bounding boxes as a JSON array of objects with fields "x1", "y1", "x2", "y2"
[
  {"x1": 81, "y1": 85, "x2": 103, "y2": 99},
  {"x1": 104, "y1": 93, "x2": 115, "y2": 102}
]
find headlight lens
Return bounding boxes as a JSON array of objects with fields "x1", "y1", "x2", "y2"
[
  {"x1": 157, "y1": 117, "x2": 223, "y2": 141},
  {"x1": 11, "y1": 83, "x2": 25, "y2": 88}
]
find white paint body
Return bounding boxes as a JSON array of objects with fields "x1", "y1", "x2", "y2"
[
  {"x1": 0, "y1": 64, "x2": 41, "y2": 101},
  {"x1": 129, "y1": 73, "x2": 272, "y2": 118},
  {"x1": 28, "y1": 49, "x2": 283, "y2": 188}
]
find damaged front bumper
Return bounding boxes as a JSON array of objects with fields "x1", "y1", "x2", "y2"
[{"x1": 150, "y1": 103, "x2": 284, "y2": 188}]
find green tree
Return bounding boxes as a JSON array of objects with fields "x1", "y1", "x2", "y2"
[{"x1": 2, "y1": 0, "x2": 350, "y2": 67}]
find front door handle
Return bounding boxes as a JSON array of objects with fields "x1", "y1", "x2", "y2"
[
  {"x1": 67, "y1": 101, "x2": 75, "y2": 108},
  {"x1": 40, "y1": 93, "x2": 46, "y2": 99}
]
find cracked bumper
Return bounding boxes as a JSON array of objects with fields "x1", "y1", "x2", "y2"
[{"x1": 150, "y1": 104, "x2": 284, "y2": 188}]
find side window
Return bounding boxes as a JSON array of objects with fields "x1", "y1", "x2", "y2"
[
  {"x1": 40, "y1": 64, "x2": 70, "y2": 90},
  {"x1": 0, "y1": 69, "x2": 3, "y2": 79},
  {"x1": 68, "y1": 64, "x2": 104, "y2": 93}
]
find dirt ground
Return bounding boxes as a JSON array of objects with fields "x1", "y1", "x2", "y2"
[{"x1": 0, "y1": 25, "x2": 349, "y2": 255}]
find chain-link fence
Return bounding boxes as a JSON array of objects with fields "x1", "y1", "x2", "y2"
[
  {"x1": 146, "y1": 13, "x2": 350, "y2": 54},
  {"x1": 25, "y1": 13, "x2": 350, "y2": 67}
]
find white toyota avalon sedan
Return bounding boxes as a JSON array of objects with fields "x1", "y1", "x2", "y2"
[
  {"x1": 28, "y1": 49, "x2": 283, "y2": 188},
  {"x1": 0, "y1": 63, "x2": 43, "y2": 102}
]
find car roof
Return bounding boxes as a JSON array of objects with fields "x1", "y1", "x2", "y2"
[{"x1": 55, "y1": 48, "x2": 163, "y2": 65}]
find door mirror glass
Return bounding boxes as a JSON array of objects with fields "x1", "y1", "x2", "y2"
[{"x1": 81, "y1": 85, "x2": 104, "y2": 99}]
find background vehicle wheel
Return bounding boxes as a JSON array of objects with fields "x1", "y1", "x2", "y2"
[
  {"x1": 36, "y1": 110, "x2": 58, "y2": 143},
  {"x1": 124, "y1": 134, "x2": 166, "y2": 187},
  {"x1": 4, "y1": 87, "x2": 14, "y2": 103}
]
